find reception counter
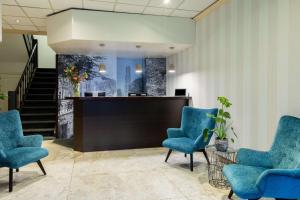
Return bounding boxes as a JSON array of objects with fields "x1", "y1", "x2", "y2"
[{"x1": 68, "y1": 97, "x2": 191, "y2": 152}]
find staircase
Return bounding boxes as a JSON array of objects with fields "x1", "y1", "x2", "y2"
[
  {"x1": 20, "y1": 68, "x2": 57, "y2": 137},
  {"x1": 8, "y1": 35, "x2": 58, "y2": 138}
]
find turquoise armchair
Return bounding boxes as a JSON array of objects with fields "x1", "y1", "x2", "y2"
[
  {"x1": 162, "y1": 106, "x2": 218, "y2": 171},
  {"x1": 0, "y1": 110, "x2": 48, "y2": 192},
  {"x1": 223, "y1": 116, "x2": 300, "y2": 200}
]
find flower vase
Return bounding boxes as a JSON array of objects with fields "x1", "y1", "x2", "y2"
[{"x1": 73, "y1": 83, "x2": 80, "y2": 97}]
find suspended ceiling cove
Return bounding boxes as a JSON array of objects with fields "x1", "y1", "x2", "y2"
[{"x1": 2, "y1": 0, "x2": 217, "y2": 34}]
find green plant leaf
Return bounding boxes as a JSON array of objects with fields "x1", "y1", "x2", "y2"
[
  {"x1": 203, "y1": 128, "x2": 209, "y2": 142},
  {"x1": 223, "y1": 112, "x2": 231, "y2": 119}
]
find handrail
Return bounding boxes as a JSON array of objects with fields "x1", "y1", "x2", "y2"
[
  {"x1": 15, "y1": 44, "x2": 37, "y2": 91},
  {"x1": 9, "y1": 35, "x2": 38, "y2": 110}
]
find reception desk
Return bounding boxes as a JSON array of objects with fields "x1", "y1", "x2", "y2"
[{"x1": 68, "y1": 97, "x2": 191, "y2": 152}]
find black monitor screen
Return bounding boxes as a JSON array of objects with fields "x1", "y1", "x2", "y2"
[{"x1": 175, "y1": 89, "x2": 186, "y2": 96}]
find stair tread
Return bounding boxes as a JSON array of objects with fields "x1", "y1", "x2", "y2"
[
  {"x1": 28, "y1": 94, "x2": 54, "y2": 96},
  {"x1": 31, "y1": 82, "x2": 56, "y2": 84},
  {"x1": 23, "y1": 128, "x2": 55, "y2": 132},
  {"x1": 23, "y1": 106, "x2": 56, "y2": 108},
  {"x1": 22, "y1": 120, "x2": 56, "y2": 124},
  {"x1": 21, "y1": 113, "x2": 56, "y2": 116},
  {"x1": 25, "y1": 99, "x2": 56, "y2": 101}
]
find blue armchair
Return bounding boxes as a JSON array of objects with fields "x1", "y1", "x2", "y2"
[
  {"x1": 162, "y1": 106, "x2": 218, "y2": 171},
  {"x1": 0, "y1": 110, "x2": 49, "y2": 192},
  {"x1": 223, "y1": 115, "x2": 300, "y2": 200}
]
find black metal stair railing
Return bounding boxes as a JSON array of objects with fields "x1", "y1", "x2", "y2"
[{"x1": 8, "y1": 35, "x2": 38, "y2": 110}]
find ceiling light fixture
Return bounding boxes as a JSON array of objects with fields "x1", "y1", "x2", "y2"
[
  {"x1": 16, "y1": 19, "x2": 20, "y2": 24},
  {"x1": 163, "y1": 0, "x2": 170, "y2": 4},
  {"x1": 135, "y1": 45, "x2": 143, "y2": 73},
  {"x1": 168, "y1": 64, "x2": 175, "y2": 73},
  {"x1": 168, "y1": 47, "x2": 176, "y2": 73},
  {"x1": 99, "y1": 63, "x2": 106, "y2": 73}
]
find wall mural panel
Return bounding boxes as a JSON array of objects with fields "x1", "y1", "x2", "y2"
[{"x1": 57, "y1": 54, "x2": 166, "y2": 138}]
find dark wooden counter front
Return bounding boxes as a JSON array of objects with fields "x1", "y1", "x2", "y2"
[{"x1": 68, "y1": 97, "x2": 191, "y2": 152}]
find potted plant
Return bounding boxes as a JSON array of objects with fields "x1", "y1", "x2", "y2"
[
  {"x1": 203, "y1": 97, "x2": 237, "y2": 152},
  {"x1": 64, "y1": 65, "x2": 89, "y2": 97},
  {"x1": 0, "y1": 92, "x2": 7, "y2": 111}
]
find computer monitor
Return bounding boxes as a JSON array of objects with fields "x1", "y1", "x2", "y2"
[
  {"x1": 98, "y1": 92, "x2": 106, "y2": 97},
  {"x1": 175, "y1": 89, "x2": 186, "y2": 96},
  {"x1": 84, "y1": 92, "x2": 93, "y2": 97}
]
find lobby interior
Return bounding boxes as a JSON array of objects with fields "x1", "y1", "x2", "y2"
[{"x1": 1, "y1": 0, "x2": 300, "y2": 200}]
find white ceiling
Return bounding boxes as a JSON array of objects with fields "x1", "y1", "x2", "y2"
[{"x1": 2, "y1": 0, "x2": 216, "y2": 33}]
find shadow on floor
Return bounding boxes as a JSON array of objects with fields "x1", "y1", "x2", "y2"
[{"x1": 52, "y1": 138, "x2": 74, "y2": 149}]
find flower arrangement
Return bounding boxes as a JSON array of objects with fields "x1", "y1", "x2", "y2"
[
  {"x1": 0, "y1": 92, "x2": 6, "y2": 100},
  {"x1": 64, "y1": 65, "x2": 89, "y2": 97}
]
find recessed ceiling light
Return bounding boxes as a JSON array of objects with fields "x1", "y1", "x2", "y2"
[
  {"x1": 163, "y1": 0, "x2": 170, "y2": 4},
  {"x1": 16, "y1": 19, "x2": 20, "y2": 23}
]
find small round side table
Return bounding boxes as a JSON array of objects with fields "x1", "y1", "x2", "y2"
[{"x1": 205, "y1": 145, "x2": 236, "y2": 189}]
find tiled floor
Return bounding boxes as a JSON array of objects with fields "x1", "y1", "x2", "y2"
[{"x1": 0, "y1": 140, "x2": 242, "y2": 200}]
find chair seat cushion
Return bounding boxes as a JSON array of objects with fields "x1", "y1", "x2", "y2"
[
  {"x1": 162, "y1": 137, "x2": 195, "y2": 154},
  {"x1": 1, "y1": 147, "x2": 49, "y2": 168},
  {"x1": 223, "y1": 164, "x2": 267, "y2": 199}
]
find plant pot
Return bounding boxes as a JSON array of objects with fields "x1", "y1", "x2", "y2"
[
  {"x1": 215, "y1": 138, "x2": 228, "y2": 152},
  {"x1": 73, "y1": 83, "x2": 80, "y2": 97}
]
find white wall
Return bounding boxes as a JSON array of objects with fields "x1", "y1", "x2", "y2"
[
  {"x1": 167, "y1": 0, "x2": 300, "y2": 151},
  {"x1": 34, "y1": 35, "x2": 56, "y2": 69},
  {"x1": 0, "y1": 33, "x2": 27, "y2": 111}
]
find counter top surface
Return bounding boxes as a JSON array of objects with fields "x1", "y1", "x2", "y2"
[{"x1": 66, "y1": 96, "x2": 191, "y2": 101}]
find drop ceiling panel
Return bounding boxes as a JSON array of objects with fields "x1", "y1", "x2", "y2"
[
  {"x1": 171, "y1": 9, "x2": 198, "y2": 18},
  {"x1": 149, "y1": 0, "x2": 183, "y2": 9},
  {"x1": 50, "y1": 0, "x2": 83, "y2": 10},
  {"x1": 143, "y1": 7, "x2": 172, "y2": 16},
  {"x1": 84, "y1": 0, "x2": 114, "y2": 11},
  {"x1": 2, "y1": 0, "x2": 18, "y2": 5},
  {"x1": 117, "y1": 0, "x2": 149, "y2": 6},
  {"x1": 2, "y1": 5, "x2": 26, "y2": 17},
  {"x1": 3, "y1": 16, "x2": 33, "y2": 25},
  {"x1": 16, "y1": 0, "x2": 51, "y2": 9},
  {"x1": 31, "y1": 18, "x2": 46, "y2": 26},
  {"x1": 115, "y1": 4, "x2": 144, "y2": 14},
  {"x1": 23, "y1": 7, "x2": 53, "y2": 18},
  {"x1": 12, "y1": 24, "x2": 38, "y2": 31},
  {"x1": 179, "y1": 0, "x2": 216, "y2": 11}
]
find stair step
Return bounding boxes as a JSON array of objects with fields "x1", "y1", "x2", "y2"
[
  {"x1": 33, "y1": 77, "x2": 57, "y2": 81},
  {"x1": 31, "y1": 82, "x2": 56, "y2": 85},
  {"x1": 22, "y1": 120, "x2": 56, "y2": 124},
  {"x1": 23, "y1": 128, "x2": 55, "y2": 137},
  {"x1": 26, "y1": 93, "x2": 55, "y2": 100},
  {"x1": 36, "y1": 68, "x2": 57, "y2": 72},
  {"x1": 21, "y1": 113, "x2": 56, "y2": 116}
]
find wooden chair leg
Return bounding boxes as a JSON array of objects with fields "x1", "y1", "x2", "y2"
[
  {"x1": 190, "y1": 153, "x2": 193, "y2": 171},
  {"x1": 202, "y1": 150, "x2": 210, "y2": 165},
  {"x1": 165, "y1": 149, "x2": 172, "y2": 163},
  {"x1": 9, "y1": 168, "x2": 13, "y2": 192},
  {"x1": 16, "y1": 168, "x2": 19, "y2": 172},
  {"x1": 228, "y1": 189, "x2": 233, "y2": 199},
  {"x1": 184, "y1": 153, "x2": 187, "y2": 157},
  {"x1": 37, "y1": 160, "x2": 46, "y2": 175}
]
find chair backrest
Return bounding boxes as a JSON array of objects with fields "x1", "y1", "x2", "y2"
[
  {"x1": 270, "y1": 115, "x2": 300, "y2": 169},
  {"x1": 0, "y1": 110, "x2": 23, "y2": 150},
  {"x1": 181, "y1": 106, "x2": 218, "y2": 140}
]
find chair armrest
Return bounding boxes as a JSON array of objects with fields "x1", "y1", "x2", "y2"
[
  {"x1": 18, "y1": 135, "x2": 43, "y2": 147},
  {"x1": 256, "y1": 169, "x2": 300, "y2": 198},
  {"x1": 194, "y1": 134, "x2": 207, "y2": 149},
  {"x1": 237, "y1": 148, "x2": 273, "y2": 168},
  {"x1": 167, "y1": 128, "x2": 185, "y2": 138}
]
